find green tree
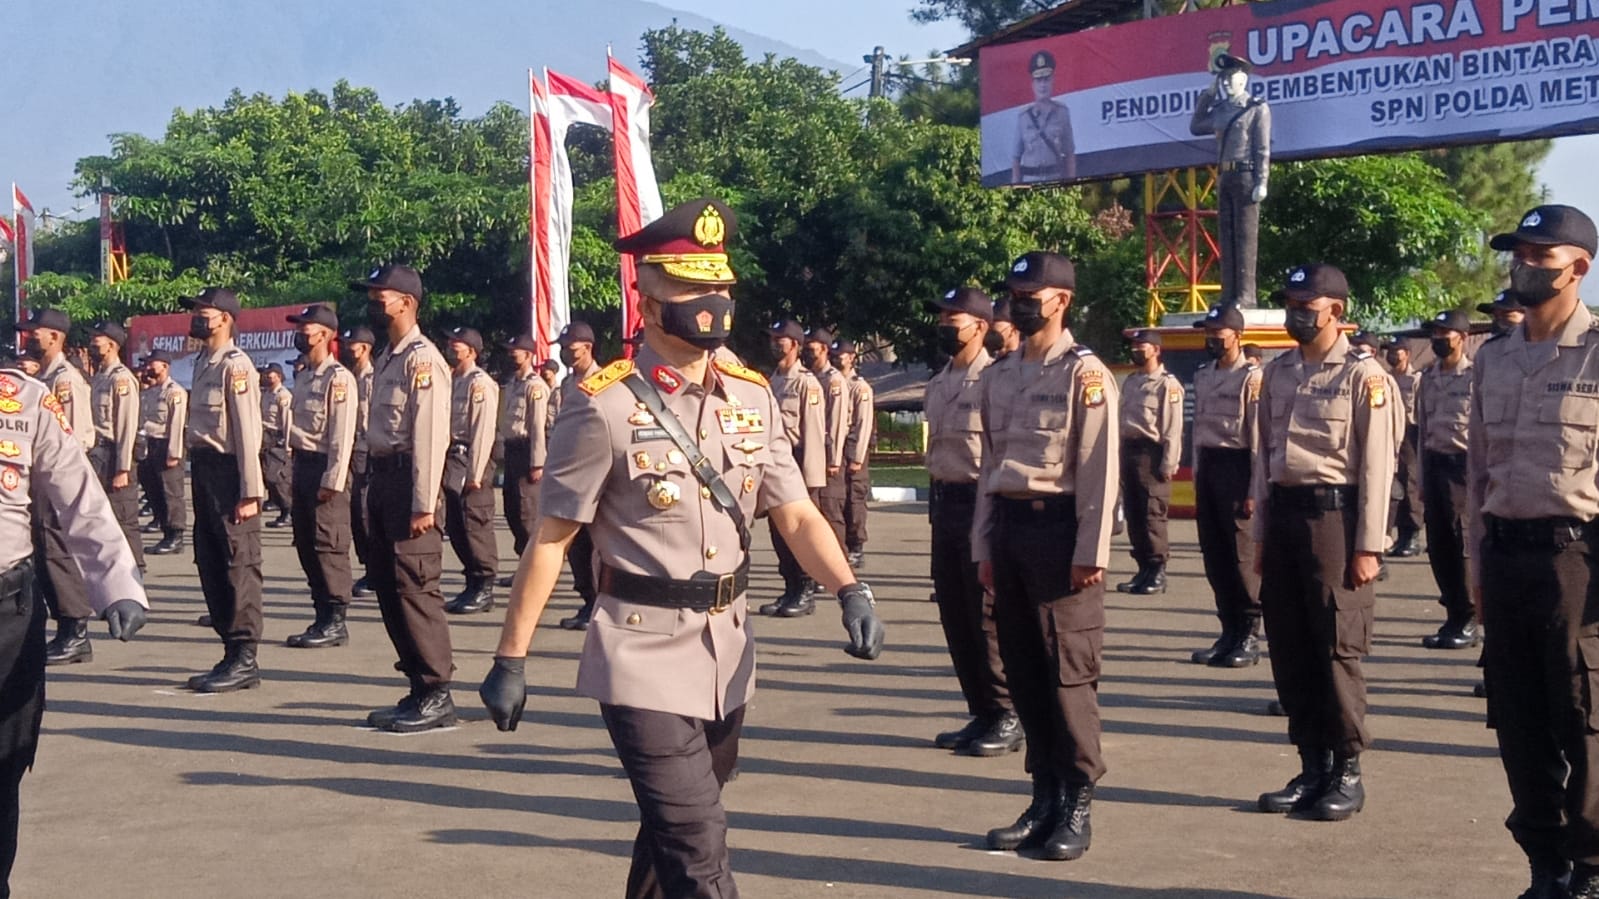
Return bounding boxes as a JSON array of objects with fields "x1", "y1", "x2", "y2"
[{"x1": 1424, "y1": 142, "x2": 1551, "y2": 306}]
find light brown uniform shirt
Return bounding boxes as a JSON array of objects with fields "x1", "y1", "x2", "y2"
[
  {"x1": 91, "y1": 361, "x2": 141, "y2": 474},
  {"x1": 769, "y1": 360, "x2": 827, "y2": 489},
  {"x1": 368, "y1": 324, "x2": 452, "y2": 515},
  {"x1": 352, "y1": 359, "x2": 374, "y2": 457},
  {"x1": 140, "y1": 377, "x2": 188, "y2": 463},
  {"x1": 186, "y1": 343, "x2": 265, "y2": 500},
  {"x1": 0, "y1": 369, "x2": 147, "y2": 610},
  {"x1": 1395, "y1": 368, "x2": 1421, "y2": 426},
  {"x1": 540, "y1": 346, "x2": 810, "y2": 720},
  {"x1": 288, "y1": 355, "x2": 358, "y2": 493},
  {"x1": 41, "y1": 354, "x2": 94, "y2": 452},
  {"x1": 500, "y1": 369, "x2": 551, "y2": 469},
  {"x1": 1190, "y1": 355, "x2": 1261, "y2": 461},
  {"x1": 1418, "y1": 356, "x2": 1472, "y2": 456},
  {"x1": 973, "y1": 329, "x2": 1119, "y2": 568},
  {"x1": 450, "y1": 365, "x2": 499, "y2": 487},
  {"x1": 814, "y1": 363, "x2": 850, "y2": 469},
  {"x1": 545, "y1": 378, "x2": 562, "y2": 432},
  {"x1": 924, "y1": 353, "x2": 991, "y2": 484},
  {"x1": 261, "y1": 384, "x2": 292, "y2": 446},
  {"x1": 1119, "y1": 366, "x2": 1184, "y2": 477},
  {"x1": 844, "y1": 371, "x2": 874, "y2": 467},
  {"x1": 1250, "y1": 334, "x2": 1396, "y2": 553}
]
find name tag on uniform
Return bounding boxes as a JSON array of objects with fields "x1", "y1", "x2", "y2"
[
  {"x1": 632, "y1": 427, "x2": 669, "y2": 443},
  {"x1": 717, "y1": 407, "x2": 764, "y2": 434},
  {"x1": 1547, "y1": 381, "x2": 1599, "y2": 396}
]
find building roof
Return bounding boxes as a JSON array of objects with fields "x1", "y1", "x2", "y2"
[{"x1": 947, "y1": 0, "x2": 1146, "y2": 58}]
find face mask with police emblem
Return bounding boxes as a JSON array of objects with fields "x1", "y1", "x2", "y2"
[{"x1": 658, "y1": 294, "x2": 736, "y2": 351}]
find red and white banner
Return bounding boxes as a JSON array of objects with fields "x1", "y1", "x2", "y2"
[
  {"x1": 11, "y1": 185, "x2": 34, "y2": 329},
  {"x1": 539, "y1": 69, "x2": 612, "y2": 356},
  {"x1": 608, "y1": 56, "x2": 665, "y2": 350},
  {"x1": 979, "y1": 0, "x2": 1599, "y2": 186},
  {"x1": 529, "y1": 71, "x2": 555, "y2": 361},
  {"x1": 128, "y1": 305, "x2": 307, "y2": 390}
]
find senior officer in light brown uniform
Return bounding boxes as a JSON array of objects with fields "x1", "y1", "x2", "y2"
[
  {"x1": 1189, "y1": 303, "x2": 1264, "y2": 668},
  {"x1": 1115, "y1": 329, "x2": 1182, "y2": 595},
  {"x1": 499, "y1": 334, "x2": 550, "y2": 562},
  {"x1": 441, "y1": 327, "x2": 499, "y2": 616},
  {"x1": 975, "y1": 251, "x2": 1117, "y2": 862},
  {"x1": 283, "y1": 304, "x2": 358, "y2": 649},
  {"x1": 182, "y1": 287, "x2": 268, "y2": 693},
  {"x1": 924, "y1": 287, "x2": 1019, "y2": 757},
  {"x1": 761, "y1": 319, "x2": 828, "y2": 617},
  {"x1": 18, "y1": 309, "x2": 98, "y2": 667},
  {"x1": 1413, "y1": 309, "x2": 1477, "y2": 651},
  {"x1": 353, "y1": 264, "x2": 455, "y2": 733},
  {"x1": 87, "y1": 322, "x2": 146, "y2": 572},
  {"x1": 1251, "y1": 263, "x2": 1395, "y2": 823},
  {"x1": 1468, "y1": 205, "x2": 1599, "y2": 899},
  {"x1": 481, "y1": 198, "x2": 883, "y2": 899},
  {"x1": 139, "y1": 350, "x2": 188, "y2": 556}
]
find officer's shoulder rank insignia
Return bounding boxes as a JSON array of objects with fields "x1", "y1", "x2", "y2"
[
  {"x1": 580, "y1": 360, "x2": 635, "y2": 396},
  {"x1": 713, "y1": 359, "x2": 768, "y2": 388},
  {"x1": 1351, "y1": 348, "x2": 1372, "y2": 361},
  {"x1": 1365, "y1": 375, "x2": 1387, "y2": 408},
  {"x1": 1079, "y1": 368, "x2": 1106, "y2": 408}
]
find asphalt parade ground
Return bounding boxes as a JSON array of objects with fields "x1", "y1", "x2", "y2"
[{"x1": 18, "y1": 503, "x2": 1513, "y2": 898}]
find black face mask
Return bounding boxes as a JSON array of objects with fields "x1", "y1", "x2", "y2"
[
  {"x1": 22, "y1": 338, "x2": 43, "y2": 360},
  {"x1": 293, "y1": 334, "x2": 314, "y2": 355},
  {"x1": 1203, "y1": 337, "x2": 1228, "y2": 359},
  {"x1": 189, "y1": 315, "x2": 215, "y2": 340},
  {"x1": 803, "y1": 346, "x2": 828, "y2": 369},
  {"x1": 1284, "y1": 307, "x2": 1324, "y2": 344},
  {"x1": 1129, "y1": 350, "x2": 1149, "y2": 366},
  {"x1": 1509, "y1": 262, "x2": 1568, "y2": 307},
  {"x1": 1491, "y1": 318, "x2": 1518, "y2": 337},
  {"x1": 1430, "y1": 337, "x2": 1456, "y2": 359},
  {"x1": 366, "y1": 301, "x2": 393, "y2": 330},
  {"x1": 658, "y1": 294, "x2": 736, "y2": 351},
  {"x1": 1010, "y1": 297, "x2": 1050, "y2": 337},
  {"x1": 559, "y1": 347, "x2": 576, "y2": 367},
  {"x1": 1385, "y1": 352, "x2": 1403, "y2": 367},
  {"x1": 936, "y1": 324, "x2": 970, "y2": 356},
  {"x1": 983, "y1": 330, "x2": 1005, "y2": 355}
]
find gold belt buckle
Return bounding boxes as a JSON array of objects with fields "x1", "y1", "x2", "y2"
[{"x1": 711, "y1": 573, "x2": 737, "y2": 615}]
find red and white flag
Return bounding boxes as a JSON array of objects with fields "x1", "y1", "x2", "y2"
[
  {"x1": 533, "y1": 70, "x2": 612, "y2": 361},
  {"x1": 529, "y1": 72, "x2": 555, "y2": 361},
  {"x1": 11, "y1": 185, "x2": 34, "y2": 328},
  {"x1": 608, "y1": 56, "x2": 664, "y2": 350}
]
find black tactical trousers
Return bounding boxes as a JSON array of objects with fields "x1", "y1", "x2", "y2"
[
  {"x1": 502, "y1": 439, "x2": 538, "y2": 557},
  {"x1": 191, "y1": 449, "x2": 264, "y2": 645},
  {"x1": 31, "y1": 505, "x2": 91, "y2": 621},
  {"x1": 1422, "y1": 452, "x2": 1470, "y2": 617},
  {"x1": 1120, "y1": 437, "x2": 1170, "y2": 565},
  {"x1": 0, "y1": 562, "x2": 41, "y2": 899},
  {"x1": 90, "y1": 442, "x2": 145, "y2": 571},
  {"x1": 1390, "y1": 425, "x2": 1423, "y2": 537},
  {"x1": 844, "y1": 461, "x2": 869, "y2": 552},
  {"x1": 141, "y1": 437, "x2": 187, "y2": 534}
]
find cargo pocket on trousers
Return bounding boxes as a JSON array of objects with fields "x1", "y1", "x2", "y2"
[
  {"x1": 1049, "y1": 598, "x2": 1105, "y2": 687},
  {"x1": 1578, "y1": 634, "x2": 1599, "y2": 733},
  {"x1": 228, "y1": 526, "x2": 263, "y2": 570},
  {"x1": 1333, "y1": 605, "x2": 1373, "y2": 659}
]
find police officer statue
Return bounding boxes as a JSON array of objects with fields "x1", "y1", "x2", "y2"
[
  {"x1": 1189, "y1": 52, "x2": 1270, "y2": 307},
  {"x1": 480, "y1": 198, "x2": 883, "y2": 898}
]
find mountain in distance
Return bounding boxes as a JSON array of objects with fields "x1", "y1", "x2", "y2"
[{"x1": 13, "y1": 0, "x2": 848, "y2": 213}]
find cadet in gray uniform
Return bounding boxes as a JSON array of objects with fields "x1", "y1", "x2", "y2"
[
  {"x1": 481, "y1": 197, "x2": 883, "y2": 899},
  {"x1": 1189, "y1": 53, "x2": 1271, "y2": 307},
  {"x1": 86, "y1": 322, "x2": 145, "y2": 572},
  {"x1": 284, "y1": 304, "x2": 358, "y2": 648},
  {"x1": 181, "y1": 287, "x2": 267, "y2": 693},
  {"x1": 0, "y1": 360, "x2": 147, "y2": 897},
  {"x1": 1415, "y1": 310, "x2": 1477, "y2": 651},
  {"x1": 442, "y1": 327, "x2": 500, "y2": 615},
  {"x1": 139, "y1": 351, "x2": 188, "y2": 555},
  {"x1": 833, "y1": 338, "x2": 874, "y2": 567},
  {"x1": 762, "y1": 320, "x2": 828, "y2": 617},
  {"x1": 17, "y1": 309, "x2": 97, "y2": 666},
  {"x1": 499, "y1": 335, "x2": 550, "y2": 561},
  {"x1": 341, "y1": 326, "x2": 378, "y2": 597},
  {"x1": 556, "y1": 322, "x2": 601, "y2": 629},
  {"x1": 259, "y1": 364, "x2": 294, "y2": 528},
  {"x1": 1011, "y1": 50, "x2": 1075, "y2": 184}
]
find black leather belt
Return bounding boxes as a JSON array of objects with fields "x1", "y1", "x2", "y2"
[
  {"x1": 1269, "y1": 484, "x2": 1354, "y2": 512},
  {"x1": 930, "y1": 481, "x2": 978, "y2": 504},
  {"x1": 1484, "y1": 513, "x2": 1591, "y2": 551},
  {"x1": 293, "y1": 451, "x2": 328, "y2": 464},
  {"x1": 995, "y1": 494, "x2": 1076, "y2": 521},
  {"x1": 1424, "y1": 451, "x2": 1467, "y2": 469},
  {"x1": 1220, "y1": 161, "x2": 1256, "y2": 173},
  {"x1": 597, "y1": 562, "x2": 749, "y2": 615},
  {"x1": 368, "y1": 453, "x2": 412, "y2": 473}
]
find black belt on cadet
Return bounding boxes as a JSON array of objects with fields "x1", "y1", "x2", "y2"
[
  {"x1": 1423, "y1": 451, "x2": 1467, "y2": 470},
  {"x1": 1269, "y1": 484, "x2": 1354, "y2": 513},
  {"x1": 995, "y1": 494, "x2": 1076, "y2": 522},
  {"x1": 930, "y1": 481, "x2": 978, "y2": 504},
  {"x1": 597, "y1": 562, "x2": 750, "y2": 615},
  {"x1": 1219, "y1": 161, "x2": 1256, "y2": 173},
  {"x1": 1483, "y1": 513, "x2": 1592, "y2": 551},
  {"x1": 293, "y1": 451, "x2": 328, "y2": 465},
  {"x1": 368, "y1": 453, "x2": 412, "y2": 474}
]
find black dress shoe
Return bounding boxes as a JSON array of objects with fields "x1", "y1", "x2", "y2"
[
  {"x1": 1422, "y1": 614, "x2": 1480, "y2": 650},
  {"x1": 194, "y1": 644, "x2": 261, "y2": 693},
  {"x1": 286, "y1": 608, "x2": 349, "y2": 649},
  {"x1": 1191, "y1": 627, "x2": 1235, "y2": 665},
  {"x1": 140, "y1": 521, "x2": 162, "y2": 534},
  {"x1": 1520, "y1": 858, "x2": 1572, "y2": 899},
  {"x1": 1386, "y1": 532, "x2": 1421, "y2": 557},
  {"x1": 933, "y1": 717, "x2": 987, "y2": 751},
  {"x1": 1115, "y1": 564, "x2": 1150, "y2": 594},
  {"x1": 497, "y1": 575, "x2": 514, "y2": 588},
  {"x1": 1211, "y1": 633, "x2": 1261, "y2": 668},
  {"x1": 149, "y1": 531, "x2": 186, "y2": 555},
  {"x1": 367, "y1": 693, "x2": 419, "y2": 728},
  {"x1": 445, "y1": 581, "x2": 495, "y2": 615},
  {"x1": 1258, "y1": 748, "x2": 1332, "y2": 813},
  {"x1": 987, "y1": 774, "x2": 1058, "y2": 851},
  {"x1": 195, "y1": 613, "x2": 213, "y2": 628},
  {"x1": 559, "y1": 604, "x2": 594, "y2": 631},
  {"x1": 352, "y1": 576, "x2": 374, "y2": 598},
  {"x1": 1129, "y1": 564, "x2": 1167, "y2": 595},
  {"x1": 267, "y1": 512, "x2": 292, "y2": 529},
  {"x1": 1039, "y1": 785, "x2": 1093, "y2": 861},
  {"x1": 1305, "y1": 754, "x2": 1363, "y2": 821},
  {"x1": 967, "y1": 712, "x2": 1024, "y2": 757},
  {"x1": 45, "y1": 618, "x2": 92, "y2": 666},
  {"x1": 1266, "y1": 699, "x2": 1286, "y2": 716},
  {"x1": 775, "y1": 592, "x2": 815, "y2": 618},
  {"x1": 385, "y1": 687, "x2": 457, "y2": 733}
]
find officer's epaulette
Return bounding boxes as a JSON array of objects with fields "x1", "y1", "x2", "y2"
[
  {"x1": 1246, "y1": 362, "x2": 1261, "y2": 371},
  {"x1": 579, "y1": 359, "x2": 635, "y2": 396},
  {"x1": 1350, "y1": 348, "x2": 1373, "y2": 360},
  {"x1": 1483, "y1": 330, "x2": 1511, "y2": 343},
  {"x1": 1070, "y1": 345, "x2": 1095, "y2": 358},
  {"x1": 714, "y1": 358, "x2": 769, "y2": 388},
  {"x1": 222, "y1": 347, "x2": 247, "y2": 361}
]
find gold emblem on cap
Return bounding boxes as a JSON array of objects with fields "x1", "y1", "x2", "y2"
[
  {"x1": 646, "y1": 479, "x2": 681, "y2": 510},
  {"x1": 694, "y1": 206, "x2": 726, "y2": 247}
]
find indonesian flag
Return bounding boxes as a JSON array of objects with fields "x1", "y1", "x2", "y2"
[
  {"x1": 608, "y1": 56, "x2": 664, "y2": 351},
  {"x1": 11, "y1": 185, "x2": 33, "y2": 330},
  {"x1": 533, "y1": 69, "x2": 612, "y2": 361}
]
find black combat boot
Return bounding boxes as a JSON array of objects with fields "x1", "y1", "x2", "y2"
[
  {"x1": 934, "y1": 716, "x2": 987, "y2": 751},
  {"x1": 1422, "y1": 611, "x2": 1480, "y2": 650},
  {"x1": 1191, "y1": 620, "x2": 1237, "y2": 665},
  {"x1": 1258, "y1": 748, "x2": 1333, "y2": 813},
  {"x1": 1212, "y1": 632, "x2": 1262, "y2": 668},
  {"x1": 760, "y1": 584, "x2": 800, "y2": 616},
  {"x1": 268, "y1": 510, "x2": 292, "y2": 529},
  {"x1": 967, "y1": 711, "x2": 1024, "y2": 757},
  {"x1": 1115, "y1": 563, "x2": 1151, "y2": 594},
  {"x1": 775, "y1": 590, "x2": 815, "y2": 618},
  {"x1": 1306, "y1": 753, "x2": 1364, "y2": 821},
  {"x1": 1039, "y1": 785, "x2": 1093, "y2": 861},
  {"x1": 1387, "y1": 530, "x2": 1421, "y2": 557},
  {"x1": 1130, "y1": 563, "x2": 1167, "y2": 595},
  {"x1": 140, "y1": 520, "x2": 162, "y2": 534},
  {"x1": 846, "y1": 549, "x2": 865, "y2": 569},
  {"x1": 367, "y1": 691, "x2": 419, "y2": 729},
  {"x1": 149, "y1": 530, "x2": 185, "y2": 555},
  {"x1": 386, "y1": 686, "x2": 457, "y2": 733},
  {"x1": 445, "y1": 579, "x2": 495, "y2": 615},
  {"x1": 286, "y1": 606, "x2": 349, "y2": 649},
  {"x1": 45, "y1": 618, "x2": 92, "y2": 666},
  {"x1": 559, "y1": 601, "x2": 594, "y2": 631},
  {"x1": 352, "y1": 576, "x2": 374, "y2": 598},
  {"x1": 987, "y1": 773, "x2": 1058, "y2": 851},
  {"x1": 195, "y1": 643, "x2": 261, "y2": 693},
  {"x1": 1520, "y1": 857, "x2": 1572, "y2": 899}
]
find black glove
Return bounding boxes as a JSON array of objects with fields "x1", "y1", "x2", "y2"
[
  {"x1": 103, "y1": 600, "x2": 146, "y2": 641},
  {"x1": 479, "y1": 656, "x2": 528, "y2": 732},
  {"x1": 838, "y1": 583, "x2": 884, "y2": 660}
]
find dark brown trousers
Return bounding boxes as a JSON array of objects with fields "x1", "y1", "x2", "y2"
[
  {"x1": 1195, "y1": 447, "x2": 1260, "y2": 628},
  {"x1": 290, "y1": 453, "x2": 353, "y2": 613},
  {"x1": 931, "y1": 483, "x2": 1011, "y2": 718},
  {"x1": 1422, "y1": 452, "x2": 1471, "y2": 617},
  {"x1": 191, "y1": 449, "x2": 264, "y2": 645},
  {"x1": 502, "y1": 439, "x2": 538, "y2": 557},
  {"x1": 1390, "y1": 424, "x2": 1423, "y2": 536},
  {"x1": 366, "y1": 458, "x2": 451, "y2": 690},
  {"x1": 31, "y1": 504, "x2": 91, "y2": 621},
  {"x1": 1120, "y1": 437, "x2": 1170, "y2": 565},
  {"x1": 844, "y1": 460, "x2": 869, "y2": 552}
]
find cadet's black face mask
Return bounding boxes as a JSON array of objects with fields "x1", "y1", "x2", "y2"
[
  {"x1": 1284, "y1": 307, "x2": 1325, "y2": 344},
  {"x1": 936, "y1": 324, "x2": 970, "y2": 356},
  {"x1": 1430, "y1": 337, "x2": 1456, "y2": 359},
  {"x1": 366, "y1": 301, "x2": 394, "y2": 329},
  {"x1": 1509, "y1": 262, "x2": 1569, "y2": 307},
  {"x1": 189, "y1": 315, "x2": 216, "y2": 340},
  {"x1": 1129, "y1": 349, "x2": 1149, "y2": 366},
  {"x1": 1203, "y1": 337, "x2": 1227, "y2": 359},
  {"x1": 1491, "y1": 318, "x2": 1517, "y2": 337},
  {"x1": 22, "y1": 338, "x2": 43, "y2": 360},
  {"x1": 293, "y1": 334, "x2": 314, "y2": 355},
  {"x1": 983, "y1": 330, "x2": 1005, "y2": 355},
  {"x1": 1010, "y1": 296, "x2": 1052, "y2": 337},
  {"x1": 657, "y1": 294, "x2": 735, "y2": 351}
]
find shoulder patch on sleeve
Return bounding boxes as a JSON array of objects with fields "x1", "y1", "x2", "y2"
[
  {"x1": 579, "y1": 359, "x2": 635, "y2": 397},
  {"x1": 413, "y1": 361, "x2": 433, "y2": 390},
  {"x1": 1365, "y1": 375, "x2": 1388, "y2": 408},
  {"x1": 713, "y1": 359, "x2": 769, "y2": 388},
  {"x1": 231, "y1": 368, "x2": 251, "y2": 394},
  {"x1": 1078, "y1": 368, "x2": 1106, "y2": 407}
]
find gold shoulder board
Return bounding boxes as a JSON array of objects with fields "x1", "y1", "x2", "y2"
[
  {"x1": 579, "y1": 359, "x2": 636, "y2": 396},
  {"x1": 714, "y1": 359, "x2": 769, "y2": 388}
]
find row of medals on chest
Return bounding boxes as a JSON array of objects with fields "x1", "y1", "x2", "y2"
[{"x1": 629, "y1": 398, "x2": 761, "y2": 511}]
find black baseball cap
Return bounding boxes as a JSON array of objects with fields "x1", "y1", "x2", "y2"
[
  {"x1": 1194, "y1": 303, "x2": 1246, "y2": 331},
  {"x1": 1125, "y1": 329, "x2": 1161, "y2": 347},
  {"x1": 91, "y1": 321, "x2": 128, "y2": 346},
  {"x1": 1005, "y1": 252, "x2": 1076, "y2": 293},
  {"x1": 557, "y1": 322, "x2": 595, "y2": 346},
  {"x1": 17, "y1": 308, "x2": 70, "y2": 333},
  {"x1": 1349, "y1": 330, "x2": 1382, "y2": 349},
  {"x1": 447, "y1": 327, "x2": 484, "y2": 353},
  {"x1": 1489, "y1": 205, "x2": 1598, "y2": 256},
  {"x1": 350, "y1": 264, "x2": 424, "y2": 300},
  {"x1": 287, "y1": 303, "x2": 338, "y2": 331},
  {"x1": 506, "y1": 334, "x2": 537, "y2": 353},
  {"x1": 770, "y1": 320, "x2": 805, "y2": 342},
  {"x1": 539, "y1": 359, "x2": 560, "y2": 373},
  {"x1": 830, "y1": 338, "x2": 858, "y2": 355},
  {"x1": 925, "y1": 287, "x2": 994, "y2": 322},
  {"x1": 992, "y1": 298, "x2": 1013, "y2": 324},
  {"x1": 805, "y1": 327, "x2": 835, "y2": 346},
  {"x1": 142, "y1": 349, "x2": 173, "y2": 366},
  {"x1": 260, "y1": 363, "x2": 284, "y2": 377},
  {"x1": 1281, "y1": 263, "x2": 1350, "y2": 302},
  {"x1": 182, "y1": 287, "x2": 242, "y2": 315},
  {"x1": 1477, "y1": 290, "x2": 1526, "y2": 315},
  {"x1": 1427, "y1": 310, "x2": 1472, "y2": 334},
  {"x1": 342, "y1": 326, "x2": 376, "y2": 346}
]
